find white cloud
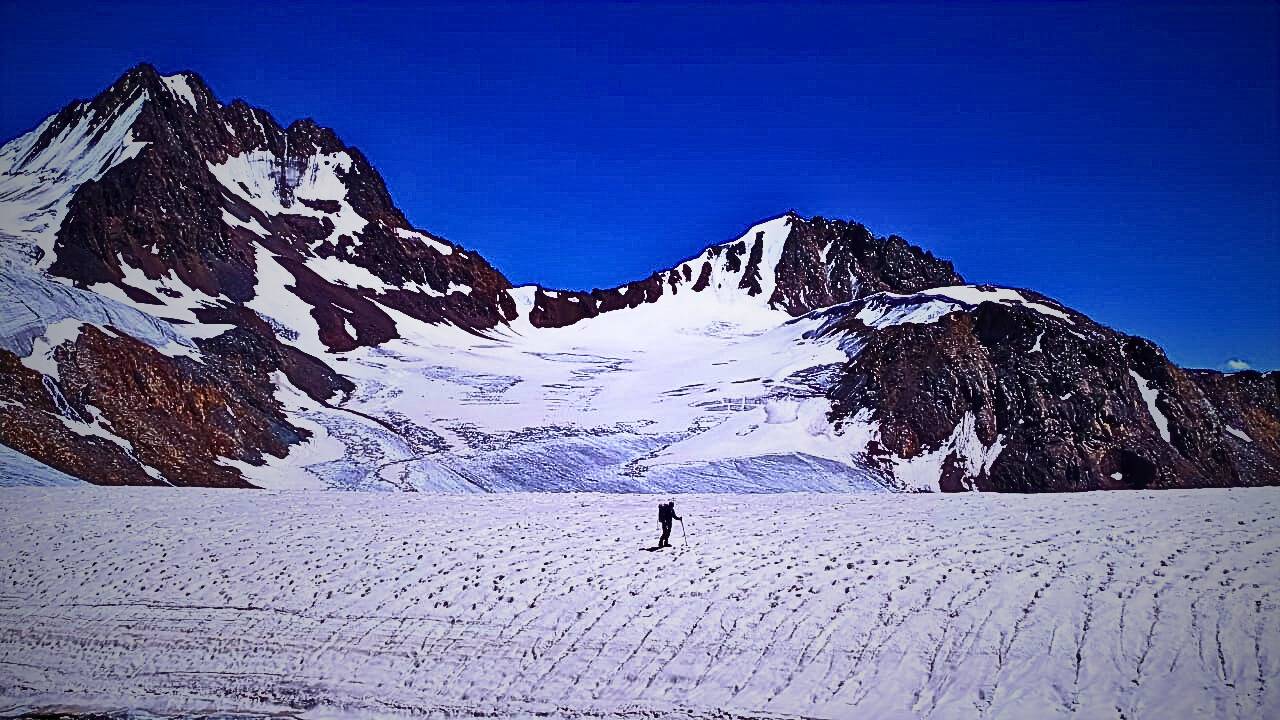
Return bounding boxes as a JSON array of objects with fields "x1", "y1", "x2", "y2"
[{"x1": 1225, "y1": 358, "x2": 1252, "y2": 371}]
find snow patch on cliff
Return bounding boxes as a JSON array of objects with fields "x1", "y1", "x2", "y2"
[
  {"x1": 1129, "y1": 369, "x2": 1172, "y2": 444},
  {"x1": 88, "y1": 255, "x2": 232, "y2": 335},
  {"x1": 18, "y1": 318, "x2": 84, "y2": 381},
  {"x1": 220, "y1": 208, "x2": 269, "y2": 237},
  {"x1": 850, "y1": 286, "x2": 1075, "y2": 330},
  {"x1": 248, "y1": 245, "x2": 328, "y2": 357},
  {"x1": 394, "y1": 226, "x2": 454, "y2": 256},
  {"x1": 1226, "y1": 425, "x2": 1254, "y2": 443},
  {"x1": 160, "y1": 73, "x2": 200, "y2": 110},
  {"x1": 207, "y1": 150, "x2": 367, "y2": 248}
]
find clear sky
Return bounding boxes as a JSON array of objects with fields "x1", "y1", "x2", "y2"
[{"x1": 1, "y1": 1, "x2": 1276, "y2": 370}]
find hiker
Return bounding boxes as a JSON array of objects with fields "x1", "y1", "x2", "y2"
[{"x1": 657, "y1": 500, "x2": 681, "y2": 548}]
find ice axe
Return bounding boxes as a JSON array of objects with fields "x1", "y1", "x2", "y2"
[{"x1": 679, "y1": 518, "x2": 687, "y2": 546}]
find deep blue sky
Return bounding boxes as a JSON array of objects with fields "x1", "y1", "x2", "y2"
[{"x1": 1, "y1": 1, "x2": 1277, "y2": 370}]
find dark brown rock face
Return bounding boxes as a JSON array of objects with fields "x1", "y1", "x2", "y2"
[
  {"x1": 0, "y1": 323, "x2": 313, "y2": 487},
  {"x1": 1187, "y1": 370, "x2": 1280, "y2": 482},
  {"x1": 0, "y1": 348, "x2": 160, "y2": 486},
  {"x1": 817, "y1": 289, "x2": 1280, "y2": 491}
]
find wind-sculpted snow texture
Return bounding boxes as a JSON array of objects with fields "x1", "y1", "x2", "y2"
[{"x1": 0, "y1": 487, "x2": 1276, "y2": 719}]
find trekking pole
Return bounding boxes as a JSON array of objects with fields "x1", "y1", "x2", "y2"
[{"x1": 679, "y1": 518, "x2": 688, "y2": 546}]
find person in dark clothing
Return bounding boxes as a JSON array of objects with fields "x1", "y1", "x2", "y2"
[{"x1": 657, "y1": 501, "x2": 681, "y2": 548}]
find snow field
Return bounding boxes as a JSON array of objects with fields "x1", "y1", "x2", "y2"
[{"x1": 0, "y1": 487, "x2": 1276, "y2": 719}]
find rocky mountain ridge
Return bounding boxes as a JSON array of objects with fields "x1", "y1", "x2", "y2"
[
  {"x1": 0, "y1": 64, "x2": 1275, "y2": 491},
  {"x1": 520, "y1": 211, "x2": 963, "y2": 328}
]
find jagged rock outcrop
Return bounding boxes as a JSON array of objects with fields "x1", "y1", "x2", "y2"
[
  {"x1": 814, "y1": 286, "x2": 1280, "y2": 491},
  {"x1": 0, "y1": 324, "x2": 308, "y2": 487},
  {"x1": 1187, "y1": 369, "x2": 1280, "y2": 482}
]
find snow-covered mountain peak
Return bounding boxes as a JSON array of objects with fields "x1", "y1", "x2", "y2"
[
  {"x1": 503, "y1": 214, "x2": 797, "y2": 332},
  {"x1": 1, "y1": 65, "x2": 517, "y2": 345},
  {"x1": 509, "y1": 211, "x2": 967, "y2": 331}
]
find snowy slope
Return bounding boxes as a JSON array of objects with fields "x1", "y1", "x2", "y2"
[
  {"x1": 0, "y1": 486, "x2": 1275, "y2": 719},
  {"x1": 665, "y1": 214, "x2": 793, "y2": 308},
  {"x1": 0, "y1": 445, "x2": 82, "y2": 486},
  {"x1": 0, "y1": 90, "x2": 148, "y2": 269},
  {"x1": 269, "y1": 271, "x2": 886, "y2": 491},
  {"x1": 228, "y1": 219, "x2": 1011, "y2": 493}
]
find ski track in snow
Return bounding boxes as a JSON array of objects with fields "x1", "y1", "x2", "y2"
[{"x1": 0, "y1": 487, "x2": 1276, "y2": 719}]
